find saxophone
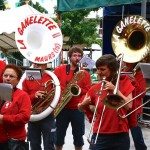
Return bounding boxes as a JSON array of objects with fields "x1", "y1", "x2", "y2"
[{"x1": 54, "y1": 70, "x2": 85, "y2": 117}]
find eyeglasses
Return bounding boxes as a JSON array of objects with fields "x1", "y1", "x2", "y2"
[
  {"x1": 3, "y1": 74, "x2": 17, "y2": 79},
  {"x1": 72, "y1": 54, "x2": 82, "y2": 58}
]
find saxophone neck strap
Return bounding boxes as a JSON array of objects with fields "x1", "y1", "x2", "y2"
[{"x1": 66, "y1": 64, "x2": 79, "y2": 75}]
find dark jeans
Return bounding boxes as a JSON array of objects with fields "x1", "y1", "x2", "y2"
[
  {"x1": 89, "y1": 133, "x2": 130, "y2": 150},
  {"x1": 28, "y1": 114, "x2": 56, "y2": 150},
  {"x1": 0, "y1": 143, "x2": 9, "y2": 150},
  {"x1": 55, "y1": 108, "x2": 85, "y2": 147},
  {"x1": 130, "y1": 125, "x2": 147, "y2": 150}
]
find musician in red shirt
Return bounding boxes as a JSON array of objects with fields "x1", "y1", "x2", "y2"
[
  {"x1": 122, "y1": 62, "x2": 147, "y2": 150},
  {"x1": 0, "y1": 64, "x2": 31, "y2": 149},
  {"x1": 0, "y1": 60, "x2": 6, "y2": 83},
  {"x1": 22, "y1": 63, "x2": 56, "y2": 150},
  {"x1": 78, "y1": 54, "x2": 135, "y2": 150},
  {"x1": 54, "y1": 46, "x2": 91, "y2": 150}
]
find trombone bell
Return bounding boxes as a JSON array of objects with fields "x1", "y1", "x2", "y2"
[{"x1": 102, "y1": 94, "x2": 124, "y2": 109}]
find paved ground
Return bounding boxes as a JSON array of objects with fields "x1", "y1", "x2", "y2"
[
  {"x1": 63, "y1": 118, "x2": 150, "y2": 150},
  {"x1": 27, "y1": 117, "x2": 150, "y2": 150}
]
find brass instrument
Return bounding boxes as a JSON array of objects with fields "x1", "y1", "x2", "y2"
[
  {"x1": 102, "y1": 15, "x2": 150, "y2": 110},
  {"x1": 112, "y1": 15, "x2": 150, "y2": 63},
  {"x1": 87, "y1": 76, "x2": 106, "y2": 144},
  {"x1": 32, "y1": 80, "x2": 55, "y2": 114},
  {"x1": 117, "y1": 86, "x2": 150, "y2": 119},
  {"x1": 54, "y1": 70, "x2": 85, "y2": 118},
  {"x1": 102, "y1": 54, "x2": 125, "y2": 109}
]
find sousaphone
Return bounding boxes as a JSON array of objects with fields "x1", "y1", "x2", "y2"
[
  {"x1": 112, "y1": 15, "x2": 150, "y2": 63},
  {"x1": 16, "y1": 14, "x2": 62, "y2": 121}
]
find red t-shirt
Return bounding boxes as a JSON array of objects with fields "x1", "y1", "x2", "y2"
[
  {"x1": 87, "y1": 75, "x2": 135, "y2": 134},
  {"x1": 0, "y1": 60, "x2": 6, "y2": 83},
  {"x1": 132, "y1": 72, "x2": 146, "y2": 114},
  {"x1": 54, "y1": 64, "x2": 91, "y2": 109}
]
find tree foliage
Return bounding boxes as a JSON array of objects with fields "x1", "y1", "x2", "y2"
[
  {"x1": 0, "y1": 0, "x2": 5, "y2": 10},
  {"x1": 19, "y1": 0, "x2": 48, "y2": 13},
  {"x1": 59, "y1": 8, "x2": 102, "y2": 48}
]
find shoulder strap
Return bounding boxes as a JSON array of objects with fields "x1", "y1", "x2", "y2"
[
  {"x1": 66, "y1": 64, "x2": 79, "y2": 75},
  {"x1": 66, "y1": 64, "x2": 70, "y2": 75}
]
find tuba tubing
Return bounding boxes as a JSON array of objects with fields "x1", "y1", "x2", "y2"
[{"x1": 17, "y1": 70, "x2": 61, "y2": 122}]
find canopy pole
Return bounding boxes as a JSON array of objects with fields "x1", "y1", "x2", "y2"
[
  {"x1": 122, "y1": 5, "x2": 125, "y2": 19},
  {"x1": 141, "y1": 0, "x2": 147, "y2": 18}
]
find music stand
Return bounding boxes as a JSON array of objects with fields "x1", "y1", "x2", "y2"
[
  {"x1": 25, "y1": 68, "x2": 42, "y2": 80},
  {"x1": 0, "y1": 83, "x2": 12, "y2": 101},
  {"x1": 139, "y1": 63, "x2": 150, "y2": 88}
]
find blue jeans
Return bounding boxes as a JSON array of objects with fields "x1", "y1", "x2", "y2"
[
  {"x1": 89, "y1": 133, "x2": 130, "y2": 150},
  {"x1": 55, "y1": 108, "x2": 85, "y2": 147},
  {"x1": 130, "y1": 125, "x2": 147, "y2": 150},
  {"x1": 28, "y1": 114, "x2": 56, "y2": 150}
]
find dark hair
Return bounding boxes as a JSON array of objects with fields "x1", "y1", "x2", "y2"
[
  {"x1": 2, "y1": 64, "x2": 22, "y2": 80},
  {"x1": 68, "y1": 46, "x2": 83, "y2": 58},
  {"x1": 96, "y1": 54, "x2": 119, "y2": 75}
]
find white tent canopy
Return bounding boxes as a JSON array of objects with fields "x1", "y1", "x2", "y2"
[{"x1": 0, "y1": 4, "x2": 41, "y2": 52}]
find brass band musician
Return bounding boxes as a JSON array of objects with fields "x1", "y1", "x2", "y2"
[
  {"x1": 22, "y1": 63, "x2": 56, "y2": 150},
  {"x1": 54, "y1": 46, "x2": 91, "y2": 150},
  {"x1": 0, "y1": 60, "x2": 6, "y2": 83},
  {"x1": 122, "y1": 61, "x2": 147, "y2": 150},
  {"x1": 78, "y1": 54, "x2": 135, "y2": 150}
]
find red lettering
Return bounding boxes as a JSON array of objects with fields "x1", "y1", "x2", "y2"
[
  {"x1": 33, "y1": 15, "x2": 38, "y2": 24},
  {"x1": 24, "y1": 18, "x2": 30, "y2": 27},
  {"x1": 18, "y1": 28, "x2": 23, "y2": 35},
  {"x1": 20, "y1": 22, "x2": 27, "y2": 34},
  {"x1": 17, "y1": 40, "x2": 27, "y2": 49},
  {"x1": 52, "y1": 33, "x2": 61, "y2": 38},
  {"x1": 38, "y1": 16, "x2": 44, "y2": 24},
  {"x1": 42, "y1": 18, "x2": 49, "y2": 24},
  {"x1": 29, "y1": 16, "x2": 34, "y2": 24},
  {"x1": 34, "y1": 52, "x2": 56, "y2": 62},
  {"x1": 35, "y1": 57, "x2": 40, "y2": 62},
  {"x1": 48, "y1": 25, "x2": 57, "y2": 30}
]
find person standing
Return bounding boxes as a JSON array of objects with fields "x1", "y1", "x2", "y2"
[
  {"x1": 22, "y1": 63, "x2": 56, "y2": 150},
  {"x1": 0, "y1": 64, "x2": 31, "y2": 150},
  {"x1": 122, "y1": 62, "x2": 147, "y2": 150},
  {"x1": 54, "y1": 46, "x2": 91, "y2": 150},
  {"x1": 78, "y1": 54, "x2": 135, "y2": 150},
  {"x1": 0, "y1": 60, "x2": 6, "y2": 83}
]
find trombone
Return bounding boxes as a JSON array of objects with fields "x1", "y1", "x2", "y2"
[
  {"x1": 117, "y1": 87, "x2": 150, "y2": 119},
  {"x1": 87, "y1": 76, "x2": 106, "y2": 144}
]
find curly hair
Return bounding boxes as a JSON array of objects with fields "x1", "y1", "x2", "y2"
[
  {"x1": 2, "y1": 64, "x2": 22, "y2": 80},
  {"x1": 68, "y1": 46, "x2": 83, "y2": 58}
]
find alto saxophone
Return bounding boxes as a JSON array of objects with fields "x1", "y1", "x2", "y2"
[{"x1": 54, "y1": 70, "x2": 85, "y2": 117}]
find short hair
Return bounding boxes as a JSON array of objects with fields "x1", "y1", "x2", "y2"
[
  {"x1": 96, "y1": 54, "x2": 119, "y2": 74},
  {"x1": 68, "y1": 46, "x2": 83, "y2": 58},
  {"x1": 2, "y1": 64, "x2": 22, "y2": 80}
]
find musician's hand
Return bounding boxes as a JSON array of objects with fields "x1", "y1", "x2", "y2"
[
  {"x1": 78, "y1": 94, "x2": 91, "y2": 112},
  {"x1": 35, "y1": 91, "x2": 47, "y2": 99},
  {"x1": 103, "y1": 80, "x2": 115, "y2": 91},
  {"x1": 128, "y1": 75, "x2": 135, "y2": 82}
]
